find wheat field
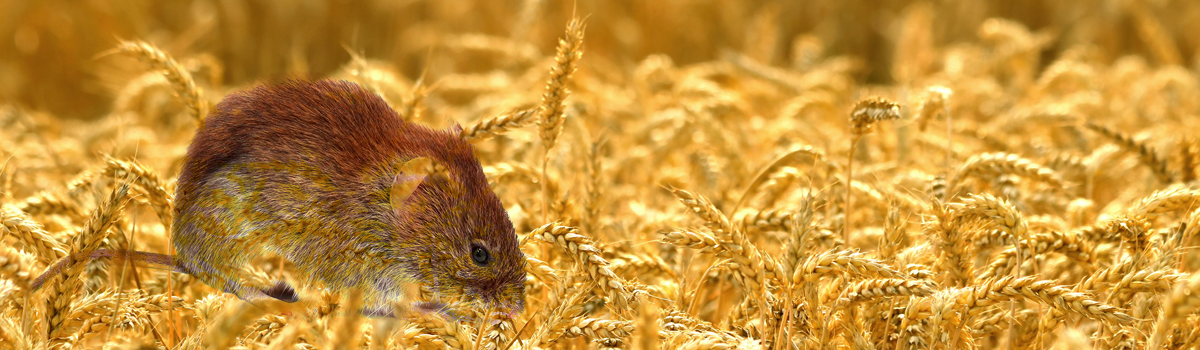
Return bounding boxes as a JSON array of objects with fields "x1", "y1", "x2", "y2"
[{"x1": 3, "y1": 1, "x2": 1200, "y2": 349}]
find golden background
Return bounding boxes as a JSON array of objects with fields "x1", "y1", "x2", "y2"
[{"x1": 2, "y1": 1, "x2": 1200, "y2": 349}]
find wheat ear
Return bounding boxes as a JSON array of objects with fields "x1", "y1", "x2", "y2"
[
  {"x1": 1, "y1": 205, "x2": 68, "y2": 264},
  {"x1": 113, "y1": 40, "x2": 207, "y2": 127},
  {"x1": 44, "y1": 183, "x2": 130, "y2": 347},
  {"x1": 1149, "y1": 272, "x2": 1200, "y2": 348},
  {"x1": 538, "y1": 18, "x2": 585, "y2": 223},
  {"x1": 846, "y1": 98, "x2": 902, "y2": 242},
  {"x1": 460, "y1": 108, "x2": 538, "y2": 141}
]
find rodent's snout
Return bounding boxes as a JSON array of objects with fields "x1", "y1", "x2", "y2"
[
  {"x1": 468, "y1": 280, "x2": 526, "y2": 315},
  {"x1": 478, "y1": 289, "x2": 525, "y2": 315},
  {"x1": 500, "y1": 295, "x2": 525, "y2": 315}
]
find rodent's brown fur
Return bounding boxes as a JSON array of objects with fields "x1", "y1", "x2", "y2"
[
  {"x1": 36, "y1": 80, "x2": 526, "y2": 315},
  {"x1": 178, "y1": 79, "x2": 524, "y2": 314}
]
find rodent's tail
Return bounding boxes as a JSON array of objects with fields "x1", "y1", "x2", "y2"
[{"x1": 31, "y1": 249, "x2": 188, "y2": 291}]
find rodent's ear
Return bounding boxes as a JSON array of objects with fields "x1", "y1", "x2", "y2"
[{"x1": 391, "y1": 157, "x2": 433, "y2": 210}]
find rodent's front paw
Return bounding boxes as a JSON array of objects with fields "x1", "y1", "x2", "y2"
[{"x1": 413, "y1": 301, "x2": 475, "y2": 322}]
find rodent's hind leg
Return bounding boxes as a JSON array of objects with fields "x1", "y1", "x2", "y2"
[
  {"x1": 174, "y1": 257, "x2": 263, "y2": 302},
  {"x1": 261, "y1": 280, "x2": 299, "y2": 303},
  {"x1": 224, "y1": 279, "x2": 272, "y2": 302}
]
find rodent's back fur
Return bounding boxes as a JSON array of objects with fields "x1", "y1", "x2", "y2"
[{"x1": 174, "y1": 80, "x2": 525, "y2": 313}]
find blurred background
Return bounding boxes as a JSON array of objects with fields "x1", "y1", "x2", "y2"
[
  {"x1": 2, "y1": 0, "x2": 1199, "y2": 120},
  {"x1": 3, "y1": 2, "x2": 1200, "y2": 348}
]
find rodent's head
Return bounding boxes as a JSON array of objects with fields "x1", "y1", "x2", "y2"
[{"x1": 386, "y1": 146, "x2": 525, "y2": 315}]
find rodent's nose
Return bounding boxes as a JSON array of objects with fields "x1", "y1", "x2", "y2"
[
  {"x1": 476, "y1": 292, "x2": 523, "y2": 315},
  {"x1": 493, "y1": 295, "x2": 525, "y2": 315},
  {"x1": 506, "y1": 300, "x2": 525, "y2": 315}
]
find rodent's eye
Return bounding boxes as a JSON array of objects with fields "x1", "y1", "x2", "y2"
[{"x1": 470, "y1": 245, "x2": 490, "y2": 266}]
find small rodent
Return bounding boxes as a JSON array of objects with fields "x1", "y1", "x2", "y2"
[{"x1": 34, "y1": 80, "x2": 526, "y2": 315}]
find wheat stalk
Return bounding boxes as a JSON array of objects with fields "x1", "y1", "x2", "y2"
[{"x1": 846, "y1": 97, "x2": 902, "y2": 242}]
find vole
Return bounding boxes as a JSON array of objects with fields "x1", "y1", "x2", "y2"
[{"x1": 34, "y1": 80, "x2": 526, "y2": 316}]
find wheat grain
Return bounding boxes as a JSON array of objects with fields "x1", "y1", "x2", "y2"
[
  {"x1": 792, "y1": 249, "x2": 907, "y2": 284},
  {"x1": 479, "y1": 313, "x2": 513, "y2": 350},
  {"x1": 102, "y1": 158, "x2": 173, "y2": 227},
  {"x1": 846, "y1": 97, "x2": 902, "y2": 243},
  {"x1": 977, "y1": 231, "x2": 1095, "y2": 280},
  {"x1": 537, "y1": 18, "x2": 584, "y2": 152},
  {"x1": 1, "y1": 205, "x2": 67, "y2": 264},
  {"x1": 113, "y1": 40, "x2": 207, "y2": 127},
  {"x1": 835, "y1": 279, "x2": 936, "y2": 307},
  {"x1": 17, "y1": 191, "x2": 83, "y2": 221},
  {"x1": 660, "y1": 228, "x2": 724, "y2": 253},
  {"x1": 951, "y1": 152, "x2": 1065, "y2": 191},
  {"x1": 1085, "y1": 121, "x2": 1172, "y2": 183},
  {"x1": 1148, "y1": 272, "x2": 1200, "y2": 348},
  {"x1": 958, "y1": 275, "x2": 1135, "y2": 325},
  {"x1": 527, "y1": 282, "x2": 588, "y2": 348},
  {"x1": 327, "y1": 291, "x2": 365, "y2": 349},
  {"x1": 925, "y1": 200, "x2": 973, "y2": 288},
  {"x1": 530, "y1": 223, "x2": 637, "y2": 310},
  {"x1": 43, "y1": 183, "x2": 130, "y2": 347},
  {"x1": 1126, "y1": 187, "x2": 1200, "y2": 219},
  {"x1": 0, "y1": 246, "x2": 35, "y2": 293}
]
